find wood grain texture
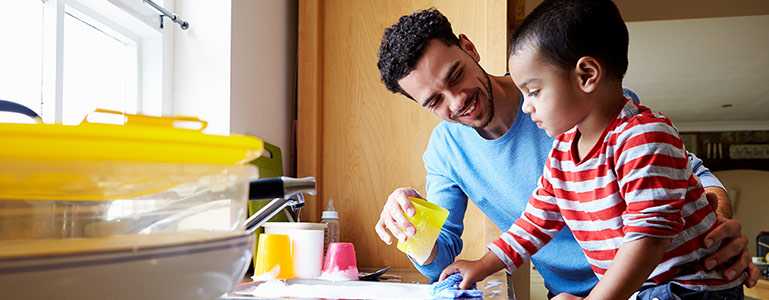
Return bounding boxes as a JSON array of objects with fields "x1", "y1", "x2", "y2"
[
  {"x1": 297, "y1": 0, "x2": 322, "y2": 222},
  {"x1": 298, "y1": 0, "x2": 509, "y2": 270}
]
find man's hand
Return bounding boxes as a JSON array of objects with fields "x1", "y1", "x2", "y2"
[
  {"x1": 439, "y1": 252, "x2": 506, "y2": 290},
  {"x1": 374, "y1": 187, "x2": 422, "y2": 245},
  {"x1": 702, "y1": 190, "x2": 760, "y2": 287}
]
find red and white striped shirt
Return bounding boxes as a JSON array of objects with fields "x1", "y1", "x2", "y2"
[{"x1": 489, "y1": 99, "x2": 742, "y2": 291}]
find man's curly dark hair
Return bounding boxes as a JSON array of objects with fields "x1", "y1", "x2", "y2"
[{"x1": 377, "y1": 8, "x2": 460, "y2": 99}]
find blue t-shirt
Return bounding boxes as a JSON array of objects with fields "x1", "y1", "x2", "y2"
[{"x1": 415, "y1": 89, "x2": 722, "y2": 297}]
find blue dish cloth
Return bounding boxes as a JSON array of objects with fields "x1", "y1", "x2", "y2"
[{"x1": 430, "y1": 273, "x2": 484, "y2": 299}]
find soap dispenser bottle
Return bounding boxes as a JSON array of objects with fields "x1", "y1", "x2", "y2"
[{"x1": 320, "y1": 199, "x2": 340, "y2": 254}]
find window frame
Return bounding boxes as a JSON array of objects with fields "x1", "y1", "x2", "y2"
[{"x1": 40, "y1": 0, "x2": 170, "y2": 124}]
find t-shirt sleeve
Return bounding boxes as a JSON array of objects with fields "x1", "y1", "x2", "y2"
[
  {"x1": 612, "y1": 117, "x2": 692, "y2": 242},
  {"x1": 413, "y1": 132, "x2": 466, "y2": 281},
  {"x1": 489, "y1": 159, "x2": 565, "y2": 273},
  {"x1": 686, "y1": 151, "x2": 725, "y2": 190}
]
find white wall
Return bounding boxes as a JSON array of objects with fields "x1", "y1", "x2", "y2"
[
  {"x1": 173, "y1": 0, "x2": 296, "y2": 174},
  {"x1": 713, "y1": 169, "x2": 769, "y2": 257},
  {"x1": 230, "y1": 0, "x2": 297, "y2": 175},
  {"x1": 173, "y1": 0, "x2": 232, "y2": 135}
]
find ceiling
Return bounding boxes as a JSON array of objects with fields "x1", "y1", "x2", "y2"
[{"x1": 623, "y1": 15, "x2": 769, "y2": 131}]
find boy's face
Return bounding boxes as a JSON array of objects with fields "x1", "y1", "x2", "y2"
[
  {"x1": 397, "y1": 38, "x2": 494, "y2": 130},
  {"x1": 508, "y1": 44, "x2": 590, "y2": 137}
]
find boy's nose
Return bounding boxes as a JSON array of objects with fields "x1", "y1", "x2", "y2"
[{"x1": 521, "y1": 97, "x2": 534, "y2": 114}]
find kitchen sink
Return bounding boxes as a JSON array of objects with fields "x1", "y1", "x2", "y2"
[{"x1": 221, "y1": 268, "x2": 510, "y2": 300}]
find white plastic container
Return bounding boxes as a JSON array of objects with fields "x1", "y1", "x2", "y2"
[{"x1": 263, "y1": 222, "x2": 327, "y2": 279}]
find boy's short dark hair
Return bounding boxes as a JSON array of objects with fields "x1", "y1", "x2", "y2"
[
  {"x1": 509, "y1": 0, "x2": 629, "y2": 80},
  {"x1": 377, "y1": 8, "x2": 460, "y2": 98}
]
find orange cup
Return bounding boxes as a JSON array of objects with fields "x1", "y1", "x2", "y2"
[{"x1": 253, "y1": 233, "x2": 293, "y2": 279}]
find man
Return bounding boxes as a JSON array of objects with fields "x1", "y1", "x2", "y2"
[{"x1": 374, "y1": 8, "x2": 758, "y2": 297}]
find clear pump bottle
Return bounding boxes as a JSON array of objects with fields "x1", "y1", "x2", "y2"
[{"x1": 320, "y1": 199, "x2": 340, "y2": 254}]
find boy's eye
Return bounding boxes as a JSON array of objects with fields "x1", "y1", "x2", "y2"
[{"x1": 527, "y1": 90, "x2": 539, "y2": 97}]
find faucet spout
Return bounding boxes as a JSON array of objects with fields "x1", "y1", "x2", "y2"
[
  {"x1": 244, "y1": 176, "x2": 316, "y2": 234},
  {"x1": 248, "y1": 176, "x2": 316, "y2": 200}
]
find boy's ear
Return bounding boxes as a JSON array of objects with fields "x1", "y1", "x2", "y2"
[
  {"x1": 458, "y1": 34, "x2": 481, "y2": 62},
  {"x1": 574, "y1": 56, "x2": 601, "y2": 93}
]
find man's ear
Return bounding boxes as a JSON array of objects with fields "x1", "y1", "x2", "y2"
[
  {"x1": 458, "y1": 34, "x2": 481, "y2": 62},
  {"x1": 574, "y1": 56, "x2": 601, "y2": 93}
]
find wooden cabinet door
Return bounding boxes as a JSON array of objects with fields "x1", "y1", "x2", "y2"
[{"x1": 298, "y1": 0, "x2": 509, "y2": 271}]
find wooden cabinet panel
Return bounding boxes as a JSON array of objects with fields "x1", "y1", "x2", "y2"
[{"x1": 298, "y1": 0, "x2": 509, "y2": 270}]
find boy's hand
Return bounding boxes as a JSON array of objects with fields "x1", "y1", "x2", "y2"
[
  {"x1": 439, "y1": 260, "x2": 487, "y2": 290},
  {"x1": 439, "y1": 252, "x2": 506, "y2": 290}
]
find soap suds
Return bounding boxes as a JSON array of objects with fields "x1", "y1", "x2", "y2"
[
  {"x1": 319, "y1": 265, "x2": 358, "y2": 281},
  {"x1": 242, "y1": 279, "x2": 432, "y2": 300},
  {"x1": 251, "y1": 265, "x2": 281, "y2": 281}
]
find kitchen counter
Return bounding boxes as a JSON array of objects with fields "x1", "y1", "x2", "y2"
[
  {"x1": 221, "y1": 268, "x2": 512, "y2": 300},
  {"x1": 745, "y1": 276, "x2": 769, "y2": 300}
]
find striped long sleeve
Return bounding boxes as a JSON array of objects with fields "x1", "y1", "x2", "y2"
[{"x1": 489, "y1": 163, "x2": 565, "y2": 273}]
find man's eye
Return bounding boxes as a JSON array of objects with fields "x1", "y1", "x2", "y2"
[
  {"x1": 451, "y1": 71, "x2": 463, "y2": 83},
  {"x1": 527, "y1": 90, "x2": 539, "y2": 97},
  {"x1": 429, "y1": 96, "x2": 442, "y2": 108}
]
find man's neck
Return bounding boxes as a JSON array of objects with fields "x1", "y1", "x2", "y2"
[{"x1": 476, "y1": 74, "x2": 520, "y2": 140}]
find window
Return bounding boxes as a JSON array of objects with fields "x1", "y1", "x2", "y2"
[
  {"x1": 0, "y1": 0, "x2": 168, "y2": 124},
  {"x1": 62, "y1": 8, "x2": 137, "y2": 124},
  {"x1": 0, "y1": 1, "x2": 43, "y2": 123}
]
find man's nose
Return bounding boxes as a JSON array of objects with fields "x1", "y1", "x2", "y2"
[{"x1": 446, "y1": 90, "x2": 468, "y2": 112}]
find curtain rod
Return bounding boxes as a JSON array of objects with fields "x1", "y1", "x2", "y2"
[{"x1": 143, "y1": 0, "x2": 189, "y2": 30}]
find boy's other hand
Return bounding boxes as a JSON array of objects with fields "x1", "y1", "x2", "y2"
[
  {"x1": 439, "y1": 260, "x2": 486, "y2": 290},
  {"x1": 439, "y1": 252, "x2": 506, "y2": 290},
  {"x1": 702, "y1": 191, "x2": 760, "y2": 287}
]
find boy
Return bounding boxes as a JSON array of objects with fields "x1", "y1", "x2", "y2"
[{"x1": 439, "y1": 0, "x2": 746, "y2": 299}]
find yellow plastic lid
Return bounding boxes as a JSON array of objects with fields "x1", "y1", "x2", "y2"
[
  {"x1": 0, "y1": 109, "x2": 263, "y2": 165},
  {"x1": 0, "y1": 109, "x2": 263, "y2": 201}
]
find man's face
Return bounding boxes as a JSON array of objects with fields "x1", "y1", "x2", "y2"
[
  {"x1": 508, "y1": 44, "x2": 589, "y2": 137},
  {"x1": 397, "y1": 39, "x2": 494, "y2": 130}
]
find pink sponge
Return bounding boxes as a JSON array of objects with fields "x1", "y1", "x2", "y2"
[{"x1": 320, "y1": 242, "x2": 359, "y2": 281}]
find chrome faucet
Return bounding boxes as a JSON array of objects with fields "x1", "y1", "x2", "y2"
[{"x1": 244, "y1": 176, "x2": 316, "y2": 234}]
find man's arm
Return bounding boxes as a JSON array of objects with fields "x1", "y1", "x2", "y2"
[
  {"x1": 687, "y1": 152, "x2": 759, "y2": 286},
  {"x1": 687, "y1": 152, "x2": 732, "y2": 218},
  {"x1": 406, "y1": 135, "x2": 471, "y2": 280},
  {"x1": 704, "y1": 186, "x2": 732, "y2": 219}
]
